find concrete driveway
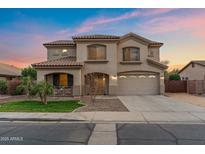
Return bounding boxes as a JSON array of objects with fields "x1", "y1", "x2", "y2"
[
  {"x1": 118, "y1": 95, "x2": 205, "y2": 123},
  {"x1": 118, "y1": 95, "x2": 205, "y2": 112}
]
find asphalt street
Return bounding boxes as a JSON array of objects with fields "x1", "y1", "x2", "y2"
[
  {"x1": 0, "y1": 122, "x2": 95, "y2": 145},
  {"x1": 1, "y1": 122, "x2": 205, "y2": 145},
  {"x1": 117, "y1": 123, "x2": 205, "y2": 145}
]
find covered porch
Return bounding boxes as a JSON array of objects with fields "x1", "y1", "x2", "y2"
[{"x1": 46, "y1": 73, "x2": 74, "y2": 96}]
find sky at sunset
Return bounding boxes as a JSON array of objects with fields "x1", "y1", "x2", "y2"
[{"x1": 0, "y1": 8, "x2": 205, "y2": 69}]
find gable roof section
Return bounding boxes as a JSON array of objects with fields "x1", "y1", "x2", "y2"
[
  {"x1": 43, "y1": 40, "x2": 75, "y2": 47},
  {"x1": 43, "y1": 32, "x2": 163, "y2": 47},
  {"x1": 0, "y1": 63, "x2": 21, "y2": 77},
  {"x1": 120, "y1": 32, "x2": 163, "y2": 47},
  {"x1": 32, "y1": 56, "x2": 83, "y2": 69},
  {"x1": 179, "y1": 60, "x2": 205, "y2": 73}
]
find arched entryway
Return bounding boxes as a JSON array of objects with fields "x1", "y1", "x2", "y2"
[{"x1": 85, "y1": 72, "x2": 109, "y2": 95}]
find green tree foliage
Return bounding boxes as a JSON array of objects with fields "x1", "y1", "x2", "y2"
[
  {"x1": 21, "y1": 67, "x2": 37, "y2": 80},
  {"x1": 0, "y1": 80, "x2": 8, "y2": 94},
  {"x1": 32, "y1": 81, "x2": 54, "y2": 104},
  {"x1": 169, "y1": 73, "x2": 181, "y2": 80},
  {"x1": 18, "y1": 76, "x2": 35, "y2": 98}
]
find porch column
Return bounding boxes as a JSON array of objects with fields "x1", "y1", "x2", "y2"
[
  {"x1": 72, "y1": 69, "x2": 82, "y2": 96},
  {"x1": 36, "y1": 69, "x2": 46, "y2": 82},
  {"x1": 109, "y1": 74, "x2": 118, "y2": 95},
  {"x1": 160, "y1": 72, "x2": 165, "y2": 95}
]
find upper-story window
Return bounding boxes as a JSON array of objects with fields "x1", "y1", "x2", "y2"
[
  {"x1": 123, "y1": 47, "x2": 140, "y2": 61},
  {"x1": 87, "y1": 44, "x2": 106, "y2": 60},
  {"x1": 148, "y1": 50, "x2": 154, "y2": 57}
]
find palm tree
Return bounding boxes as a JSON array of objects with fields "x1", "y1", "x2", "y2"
[{"x1": 35, "y1": 81, "x2": 54, "y2": 104}]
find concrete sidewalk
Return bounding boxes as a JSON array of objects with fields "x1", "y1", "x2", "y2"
[{"x1": 1, "y1": 111, "x2": 205, "y2": 124}]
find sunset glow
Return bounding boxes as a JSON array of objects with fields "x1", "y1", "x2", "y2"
[{"x1": 0, "y1": 8, "x2": 205, "y2": 69}]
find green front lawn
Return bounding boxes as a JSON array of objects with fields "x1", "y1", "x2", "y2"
[{"x1": 0, "y1": 100, "x2": 84, "y2": 112}]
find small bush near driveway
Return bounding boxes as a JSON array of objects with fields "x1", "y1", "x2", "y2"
[
  {"x1": 0, "y1": 100, "x2": 83, "y2": 112},
  {"x1": 7, "y1": 79, "x2": 22, "y2": 95},
  {"x1": 0, "y1": 80, "x2": 8, "y2": 94}
]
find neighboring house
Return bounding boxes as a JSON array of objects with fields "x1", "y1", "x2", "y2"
[
  {"x1": 0, "y1": 63, "x2": 21, "y2": 81},
  {"x1": 179, "y1": 60, "x2": 205, "y2": 80},
  {"x1": 32, "y1": 32, "x2": 167, "y2": 96}
]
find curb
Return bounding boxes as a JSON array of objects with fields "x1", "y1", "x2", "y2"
[{"x1": 0, "y1": 118, "x2": 86, "y2": 122}]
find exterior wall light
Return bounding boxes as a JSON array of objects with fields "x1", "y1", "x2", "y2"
[
  {"x1": 111, "y1": 75, "x2": 117, "y2": 80},
  {"x1": 62, "y1": 49, "x2": 68, "y2": 53},
  {"x1": 160, "y1": 76, "x2": 164, "y2": 80}
]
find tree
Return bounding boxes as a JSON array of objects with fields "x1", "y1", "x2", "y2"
[
  {"x1": 169, "y1": 73, "x2": 181, "y2": 80},
  {"x1": 34, "y1": 81, "x2": 54, "y2": 104},
  {"x1": 18, "y1": 76, "x2": 35, "y2": 98},
  {"x1": 86, "y1": 73, "x2": 99, "y2": 103},
  {"x1": 21, "y1": 67, "x2": 37, "y2": 80}
]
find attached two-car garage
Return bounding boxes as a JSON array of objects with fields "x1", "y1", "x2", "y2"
[{"x1": 117, "y1": 73, "x2": 160, "y2": 95}]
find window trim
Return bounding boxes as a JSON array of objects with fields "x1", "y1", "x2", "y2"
[
  {"x1": 122, "y1": 46, "x2": 140, "y2": 61},
  {"x1": 87, "y1": 44, "x2": 107, "y2": 60}
]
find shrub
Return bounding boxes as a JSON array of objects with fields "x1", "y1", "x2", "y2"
[
  {"x1": 15, "y1": 84, "x2": 25, "y2": 95},
  {"x1": 0, "y1": 80, "x2": 8, "y2": 94},
  {"x1": 7, "y1": 79, "x2": 22, "y2": 95},
  {"x1": 21, "y1": 67, "x2": 37, "y2": 80},
  {"x1": 34, "y1": 81, "x2": 54, "y2": 104},
  {"x1": 169, "y1": 73, "x2": 181, "y2": 80}
]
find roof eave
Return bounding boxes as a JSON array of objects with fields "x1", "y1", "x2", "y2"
[{"x1": 147, "y1": 58, "x2": 168, "y2": 70}]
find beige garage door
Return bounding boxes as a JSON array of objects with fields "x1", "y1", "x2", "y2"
[{"x1": 117, "y1": 74, "x2": 160, "y2": 95}]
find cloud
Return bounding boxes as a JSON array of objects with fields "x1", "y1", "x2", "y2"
[
  {"x1": 59, "y1": 8, "x2": 176, "y2": 35},
  {"x1": 137, "y1": 12, "x2": 205, "y2": 38}
]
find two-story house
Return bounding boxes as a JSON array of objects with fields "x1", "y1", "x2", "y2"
[{"x1": 32, "y1": 32, "x2": 167, "y2": 96}]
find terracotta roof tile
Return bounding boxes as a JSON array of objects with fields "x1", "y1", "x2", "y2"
[
  {"x1": 43, "y1": 40, "x2": 75, "y2": 46},
  {"x1": 0, "y1": 63, "x2": 21, "y2": 76},
  {"x1": 72, "y1": 34, "x2": 120, "y2": 40},
  {"x1": 32, "y1": 56, "x2": 83, "y2": 68}
]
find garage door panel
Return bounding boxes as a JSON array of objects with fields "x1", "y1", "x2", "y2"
[{"x1": 117, "y1": 75, "x2": 159, "y2": 95}]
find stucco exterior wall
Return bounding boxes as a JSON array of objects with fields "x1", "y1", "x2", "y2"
[
  {"x1": 47, "y1": 46, "x2": 76, "y2": 60},
  {"x1": 76, "y1": 41, "x2": 118, "y2": 89},
  {"x1": 148, "y1": 47, "x2": 160, "y2": 61},
  {"x1": 180, "y1": 64, "x2": 205, "y2": 80},
  {"x1": 117, "y1": 38, "x2": 162, "y2": 74}
]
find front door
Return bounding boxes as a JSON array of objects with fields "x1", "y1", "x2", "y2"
[
  {"x1": 85, "y1": 73, "x2": 109, "y2": 95},
  {"x1": 94, "y1": 76, "x2": 104, "y2": 95}
]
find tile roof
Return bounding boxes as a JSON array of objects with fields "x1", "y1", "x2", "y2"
[
  {"x1": 32, "y1": 56, "x2": 83, "y2": 68},
  {"x1": 0, "y1": 63, "x2": 21, "y2": 76},
  {"x1": 43, "y1": 40, "x2": 75, "y2": 46},
  {"x1": 43, "y1": 33, "x2": 163, "y2": 47},
  {"x1": 72, "y1": 34, "x2": 120, "y2": 40},
  {"x1": 147, "y1": 58, "x2": 168, "y2": 70}
]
